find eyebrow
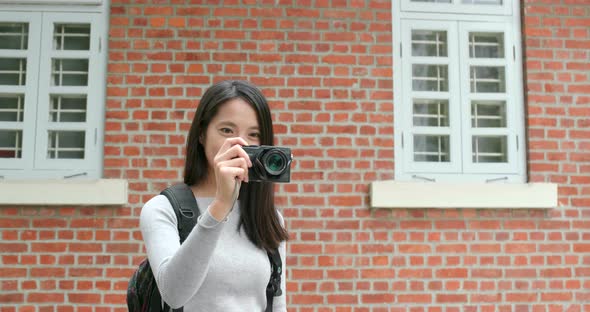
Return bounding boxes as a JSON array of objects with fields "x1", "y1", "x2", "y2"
[{"x1": 216, "y1": 121, "x2": 259, "y2": 130}]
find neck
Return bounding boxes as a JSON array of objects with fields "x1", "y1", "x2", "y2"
[{"x1": 192, "y1": 173, "x2": 217, "y2": 198}]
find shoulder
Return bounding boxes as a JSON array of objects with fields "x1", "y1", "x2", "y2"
[
  {"x1": 140, "y1": 194, "x2": 177, "y2": 229},
  {"x1": 142, "y1": 194, "x2": 174, "y2": 215}
]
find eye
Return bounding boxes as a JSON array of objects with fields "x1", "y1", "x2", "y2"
[
  {"x1": 219, "y1": 128, "x2": 233, "y2": 135},
  {"x1": 249, "y1": 132, "x2": 261, "y2": 139}
]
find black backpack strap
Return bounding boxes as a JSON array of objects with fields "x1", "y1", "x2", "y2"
[
  {"x1": 160, "y1": 183, "x2": 200, "y2": 244},
  {"x1": 265, "y1": 248, "x2": 282, "y2": 312},
  {"x1": 160, "y1": 183, "x2": 200, "y2": 312},
  {"x1": 149, "y1": 285, "x2": 163, "y2": 312}
]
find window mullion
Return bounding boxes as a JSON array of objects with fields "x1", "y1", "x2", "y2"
[
  {"x1": 447, "y1": 21, "x2": 462, "y2": 176},
  {"x1": 457, "y1": 20, "x2": 471, "y2": 176}
]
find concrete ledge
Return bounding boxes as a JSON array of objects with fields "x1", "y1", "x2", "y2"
[
  {"x1": 0, "y1": 179, "x2": 128, "y2": 206},
  {"x1": 0, "y1": 0, "x2": 103, "y2": 5},
  {"x1": 370, "y1": 180, "x2": 558, "y2": 209}
]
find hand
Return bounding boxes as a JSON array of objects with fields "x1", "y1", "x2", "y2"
[{"x1": 209, "y1": 137, "x2": 252, "y2": 220}]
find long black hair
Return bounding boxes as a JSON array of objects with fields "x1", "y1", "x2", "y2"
[{"x1": 184, "y1": 80, "x2": 288, "y2": 251}]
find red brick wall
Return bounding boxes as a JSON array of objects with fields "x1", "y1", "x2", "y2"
[{"x1": 1, "y1": 0, "x2": 589, "y2": 310}]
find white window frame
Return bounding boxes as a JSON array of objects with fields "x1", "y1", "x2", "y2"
[
  {"x1": 0, "y1": 12, "x2": 41, "y2": 173},
  {"x1": 393, "y1": 0, "x2": 526, "y2": 183},
  {"x1": 459, "y1": 21, "x2": 518, "y2": 175},
  {"x1": 0, "y1": 3, "x2": 107, "y2": 180},
  {"x1": 401, "y1": 20, "x2": 462, "y2": 175},
  {"x1": 401, "y1": 0, "x2": 511, "y2": 16}
]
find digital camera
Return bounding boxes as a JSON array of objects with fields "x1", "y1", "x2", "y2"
[{"x1": 243, "y1": 145, "x2": 292, "y2": 183}]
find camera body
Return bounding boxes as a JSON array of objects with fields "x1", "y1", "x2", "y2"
[{"x1": 243, "y1": 145, "x2": 292, "y2": 183}]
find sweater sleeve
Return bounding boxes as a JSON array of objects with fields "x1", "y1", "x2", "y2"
[
  {"x1": 272, "y1": 211, "x2": 288, "y2": 312},
  {"x1": 139, "y1": 194, "x2": 225, "y2": 308}
]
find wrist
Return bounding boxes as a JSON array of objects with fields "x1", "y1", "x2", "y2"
[{"x1": 208, "y1": 198, "x2": 233, "y2": 221}]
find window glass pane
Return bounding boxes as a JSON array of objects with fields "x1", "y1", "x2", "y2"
[
  {"x1": 47, "y1": 130, "x2": 85, "y2": 159},
  {"x1": 0, "y1": 23, "x2": 28, "y2": 50},
  {"x1": 50, "y1": 95, "x2": 87, "y2": 122},
  {"x1": 0, "y1": 94, "x2": 25, "y2": 122},
  {"x1": 472, "y1": 135, "x2": 507, "y2": 163},
  {"x1": 0, "y1": 58, "x2": 26, "y2": 85},
  {"x1": 412, "y1": 64, "x2": 448, "y2": 91},
  {"x1": 414, "y1": 135, "x2": 450, "y2": 162},
  {"x1": 471, "y1": 100, "x2": 506, "y2": 128},
  {"x1": 413, "y1": 99, "x2": 449, "y2": 127},
  {"x1": 462, "y1": 0, "x2": 502, "y2": 4},
  {"x1": 469, "y1": 32, "x2": 504, "y2": 58},
  {"x1": 53, "y1": 24, "x2": 91, "y2": 51},
  {"x1": 412, "y1": 30, "x2": 447, "y2": 57},
  {"x1": 0, "y1": 129, "x2": 22, "y2": 158},
  {"x1": 52, "y1": 59, "x2": 88, "y2": 86},
  {"x1": 470, "y1": 66, "x2": 505, "y2": 93}
]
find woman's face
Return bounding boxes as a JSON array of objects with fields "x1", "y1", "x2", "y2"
[{"x1": 202, "y1": 98, "x2": 261, "y2": 172}]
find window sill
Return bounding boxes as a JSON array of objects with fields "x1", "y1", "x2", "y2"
[
  {"x1": 0, "y1": 179, "x2": 128, "y2": 206},
  {"x1": 370, "y1": 180, "x2": 557, "y2": 209},
  {"x1": 0, "y1": 0, "x2": 103, "y2": 5}
]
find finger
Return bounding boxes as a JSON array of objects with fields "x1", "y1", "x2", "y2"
[
  {"x1": 217, "y1": 158, "x2": 249, "y2": 182},
  {"x1": 217, "y1": 145, "x2": 252, "y2": 167},
  {"x1": 219, "y1": 166, "x2": 247, "y2": 182},
  {"x1": 221, "y1": 137, "x2": 249, "y2": 150},
  {"x1": 218, "y1": 157, "x2": 249, "y2": 172},
  {"x1": 233, "y1": 145, "x2": 253, "y2": 167},
  {"x1": 230, "y1": 136, "x2": 249, "y2": 147},
  {"x1": 214, "y1": 137, "x2": 248, "y2": 158}
]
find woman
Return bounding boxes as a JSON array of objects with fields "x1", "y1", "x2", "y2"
[{"x1": 140, "y1": 80, "x2": 289, "y2": 311}]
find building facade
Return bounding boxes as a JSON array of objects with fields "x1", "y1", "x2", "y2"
[{"x1": 0, "y1": 0, "x2": 589, "y2": 311}]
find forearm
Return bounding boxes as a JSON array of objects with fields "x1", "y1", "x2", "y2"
[
  {"x1": 140, "y1": 196, "x2": 225, "y2": 308},
  {"x1": 154, "y1": 211, "x2": 224, "y2": 308}
]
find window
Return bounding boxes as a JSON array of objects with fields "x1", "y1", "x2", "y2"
[
  {"x1": 0, "y1": 6, "x2": 107, "y2": 179},
  {"x1": 393, "y1": 0, "x2": 525, "y2": 183}
]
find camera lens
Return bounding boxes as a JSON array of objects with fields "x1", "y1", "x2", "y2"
[{"x1": 263, "y1": 150, "x2": 287, "y2": 175}]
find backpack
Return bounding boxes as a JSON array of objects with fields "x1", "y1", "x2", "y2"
[{"x1": 127, "y1": 183, "x2": 282, "y2": 312}]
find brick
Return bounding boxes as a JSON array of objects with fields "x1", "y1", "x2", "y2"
[
  {"x1": 437, "y1": 294, "x2": 467, "y2": 303},
  {"x1": 472, "y1": 269, "x2": 502, "y2": 278},
  {"x1": 67, "y1": 293, "x2": 101, "y2": 304},
  {"x1": 326, "y1": 269, "x2": 357, "y2": 279},
  {"x1": 325, "y1": 244, "x2": 358, "y2": 254},
  {"x1": 292, "y1": 269, "x2": 324, "y2": 280},
  {"x1": 399, "y1": 244, "x2": 431, "y2": 253},
  {"x1": 27, "y1": 293, "x2": 64, "y2": 303},
  {"x1": 30, "y1": 268, "x2": 65, "y2": 278},
  {"x1": 541, "y1": 292, "x2": 572, "y2": 301},
  {"x1": 143, "y1": 6, "x2": 172, "y2": 15},
  {"x1": 436, "y1": 268, "x2": 468, "y2": 278},
  {"x1": 361, "y1": 293, "x2": 394, "y2": 304},
  {"x1": 326, "y1": 294, "x2": 357, "y2": 304},
  {"x1": 360, "y1": 268, "x2": 395, "y2": 278},
  {"x1": 397, "y1": 294, "x2": 433, "y2": 304},
  {"x1": 322, "y1": 55, "x2": 356, "y2": 65},
  {"x1": 541, "y1": 268, "x2": 572, "y2": 277},
  {"x1": 0, "y1": 293, "x2": 24, "y2": 303}
]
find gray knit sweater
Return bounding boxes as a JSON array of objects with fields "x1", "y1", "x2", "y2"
[{"x1": 140, "y1": 195, "x2": 287, "y2": 311}]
